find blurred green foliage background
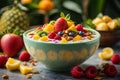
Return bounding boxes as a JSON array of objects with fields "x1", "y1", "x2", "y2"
[{"x1": 0, "y1": 0, "x2": 120, "y2": 26}]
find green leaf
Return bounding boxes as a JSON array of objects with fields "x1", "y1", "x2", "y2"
[
  {"x1": 84, "y1": 19, "x2": 96, "y2": 29},
  {"x1": 65, "y1": 14, "x2": 70, "y2": 20},
  {"x1": 60, "y1": 12, "x2": 65, "y2": 17},
  {"x1": 63, "y1": 1, "x2": 82, "y2": 14}
]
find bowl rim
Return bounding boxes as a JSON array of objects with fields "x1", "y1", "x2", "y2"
[{"x1": 23, "y1": 28, "x2": 100, "y2": 45}]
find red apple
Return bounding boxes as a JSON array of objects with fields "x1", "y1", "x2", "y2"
[{"x1": 1, "y1": 34, "x2": 24, "y2": 57}]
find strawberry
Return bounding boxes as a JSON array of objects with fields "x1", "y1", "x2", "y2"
[
  {"x1": 71, "y1": 66, "x2": 84, "y2": 78},
  {"x1": 103, "y1": 65, "x2": 117, "y2": 77},
  {"x1": 0, "y1": 55, "x2": 8, "y2": 67},
  {"x1": 85, "y1": 66, "x2": 98, "y2": 79},
  {"x1": 48, "y1": 31, "x2": 56, "y2": 39},
  {"x1": 1, "y1": 34, "x2": 24, "y2": 57},
  {"x1": 19, "y1": 51, "x2": 30, "y2": 61},
  {"x1": 111, "y1": 54, "x2": 120, "y2": 64},
  {"x1": 54, "y1": 18, "x2": 68, "y2": 33}
]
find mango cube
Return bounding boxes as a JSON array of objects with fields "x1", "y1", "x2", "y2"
[
  {"x1": 40, "y1": 36, "x2": 49, "y2": 41},
  {"x1": 60, "y1": 38, "x2": 68, "y2": 43},
  {"x1": 73, "y1": 35, "x2": 82, "y2": 41}
]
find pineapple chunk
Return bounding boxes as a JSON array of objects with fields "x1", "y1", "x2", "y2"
[
  {"x1": 96, "y1": 22, "x2": 109, "y2": 31},
  {"x1": 92, "y1": 17, "x2": 103, "y2": 26},
  {"x1": 40, "y1": 36, "x2": 49, "y2": 41},
  {"x1": 6, "y1": 58, "x2": 20, "y2": 71},
  {"x1": 102, "y1": 16, "x2": 112, "y2": 23},
  {"x1": 20, "y1": 65, "x2": 32, "y2": 75}
]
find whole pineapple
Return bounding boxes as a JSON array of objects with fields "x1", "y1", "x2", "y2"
[{"x1": 0, "y1": 0, "x2": 29, "y2": 36}]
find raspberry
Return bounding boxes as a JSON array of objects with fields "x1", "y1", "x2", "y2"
[
  {"x1": 75, "y1": 24, "x2": 83, "y2": 31},
  {"x1": 85, "y1": 66, "x2": 98, "y2": 79},
  {"x1": 103, "y1": 65, "x2": 117, "y2": 77},
  {"x1": 71, "y1": 66, "x2": 84, "y2": 78},
  {"x1": 19, "y1": 51, "x2": 30, "y2": 61},
  {"x1": 111, "y1": 54, "x2": 120, "y2": 64},
  {"x1": 48, "y1": 31, "x2": 56, "y2": 39},
  {"x1": 54, "y1": 35, "x2": 61, "y2": 40},
  {"x1": 0, "y1": 55, "x2": 8, "y2": 67}
]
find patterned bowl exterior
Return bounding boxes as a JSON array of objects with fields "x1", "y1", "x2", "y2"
[{"x1": 23, "y1": 28, "x2": 100, "y2": 71}]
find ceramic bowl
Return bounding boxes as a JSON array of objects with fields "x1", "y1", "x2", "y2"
[
  {"x1": 23, "y1": 28, "x2": 100, "y2": 71},
  {"x1": 98, "y1": 30, "x2": 120, "y2": 47}
]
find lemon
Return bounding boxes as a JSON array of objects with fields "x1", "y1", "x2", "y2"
[{"x1": 98, "y1": 47, "x2": 114, "y2": 60}]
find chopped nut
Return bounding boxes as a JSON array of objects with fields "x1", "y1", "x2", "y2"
[
  {"x1": 29, "y1": 59, "x2": 37, "y2": 63},
  {"x1": 94, "y1": 76, "x2": 102, "y2": 80},
  {"x1": 63, "y1": 34, "x2": 68, "y2": 38},
  {"x1": 32, "y1": 69, "x2": 39, "y2": 74},
  {"x1": 67, "y1": 36, "x2": 73, "y2": 41},
  {"x1": 2, "y1": 74, "x2": 9, "y2": 79},
  {"x1": 22, "y1": 61, "x2": 27, "y2": 66},
  {"x1": 30, "y1": 62, "x2": 36, "y2": 66},
  {"x1": 90, "y1": 35, "x2": 94, "y2": 38},
  {"x1": 84, "y1": 32, "x2": 90, "y2": 36},
  {"x1": 87, "y1": 36, "x2": 91, "y2": 39},
  {"x1": 26, "y1": 74, "x2": 32, "y2": 79}
]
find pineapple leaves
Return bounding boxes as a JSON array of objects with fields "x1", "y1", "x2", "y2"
[{"x1": 60, "y1": 12, "x2": 71, "y2": 21}]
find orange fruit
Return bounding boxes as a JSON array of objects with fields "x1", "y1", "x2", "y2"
[
  {"x1": 38, "y1": 0, "x2": 54, "y2": 11},
  {"x1": 21, "y1": 0, "x2": 32, "y2": 4}
]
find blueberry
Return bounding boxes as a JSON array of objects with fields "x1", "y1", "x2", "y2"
[
  {"x1": 57, "y1": 31, "x2": 64, "y2": 36},
  {"x1": 68, "y1": 31, "x2": 76, "y2": 36},
  {"x1": 79, "y1": 31, "x2": 84, "y2": 36}
]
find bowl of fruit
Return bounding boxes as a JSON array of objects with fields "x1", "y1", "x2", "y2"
[
  {"x1": 85, "y1": 15, "x2": 120, "y2": 47},
  {"x1": 23, "y1": 15, "x2": 100, "y2": 71}
]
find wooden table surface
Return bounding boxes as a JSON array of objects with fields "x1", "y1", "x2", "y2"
[{"x1": 0, "y1": 42, "x2": 120, "y2": 80}]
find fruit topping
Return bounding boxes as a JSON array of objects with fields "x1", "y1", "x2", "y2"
[
  {"x1": 48, "y1": 31, "x2": 56, "y2": 39},
  {"x1": 75, "y1": 24, "x2": 83, "y2": 31},
  {"x1": 54, "y1": 18, "x2": 68, "y2": 33}
]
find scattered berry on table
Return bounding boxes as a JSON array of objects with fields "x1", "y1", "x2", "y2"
[
  {"x1": 71, "y1": 66, "x2": 84, "y2": 78},
  {"x1": 85, "y1": 66, "x2": 98, "y2": 79},
  {"x1": 111, "y1": 54, "x2": 120, "y2": 64},
  {"x1": 0, "y1": 55, "x2": 8, "y2": 67},
  {"x1": 19, "y1": 51, "x2": 30, "y2": 61}
]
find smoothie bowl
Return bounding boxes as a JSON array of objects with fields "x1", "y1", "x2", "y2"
[{"x1": 23, "y1": 16, "x2": 100, "y2": 71}]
